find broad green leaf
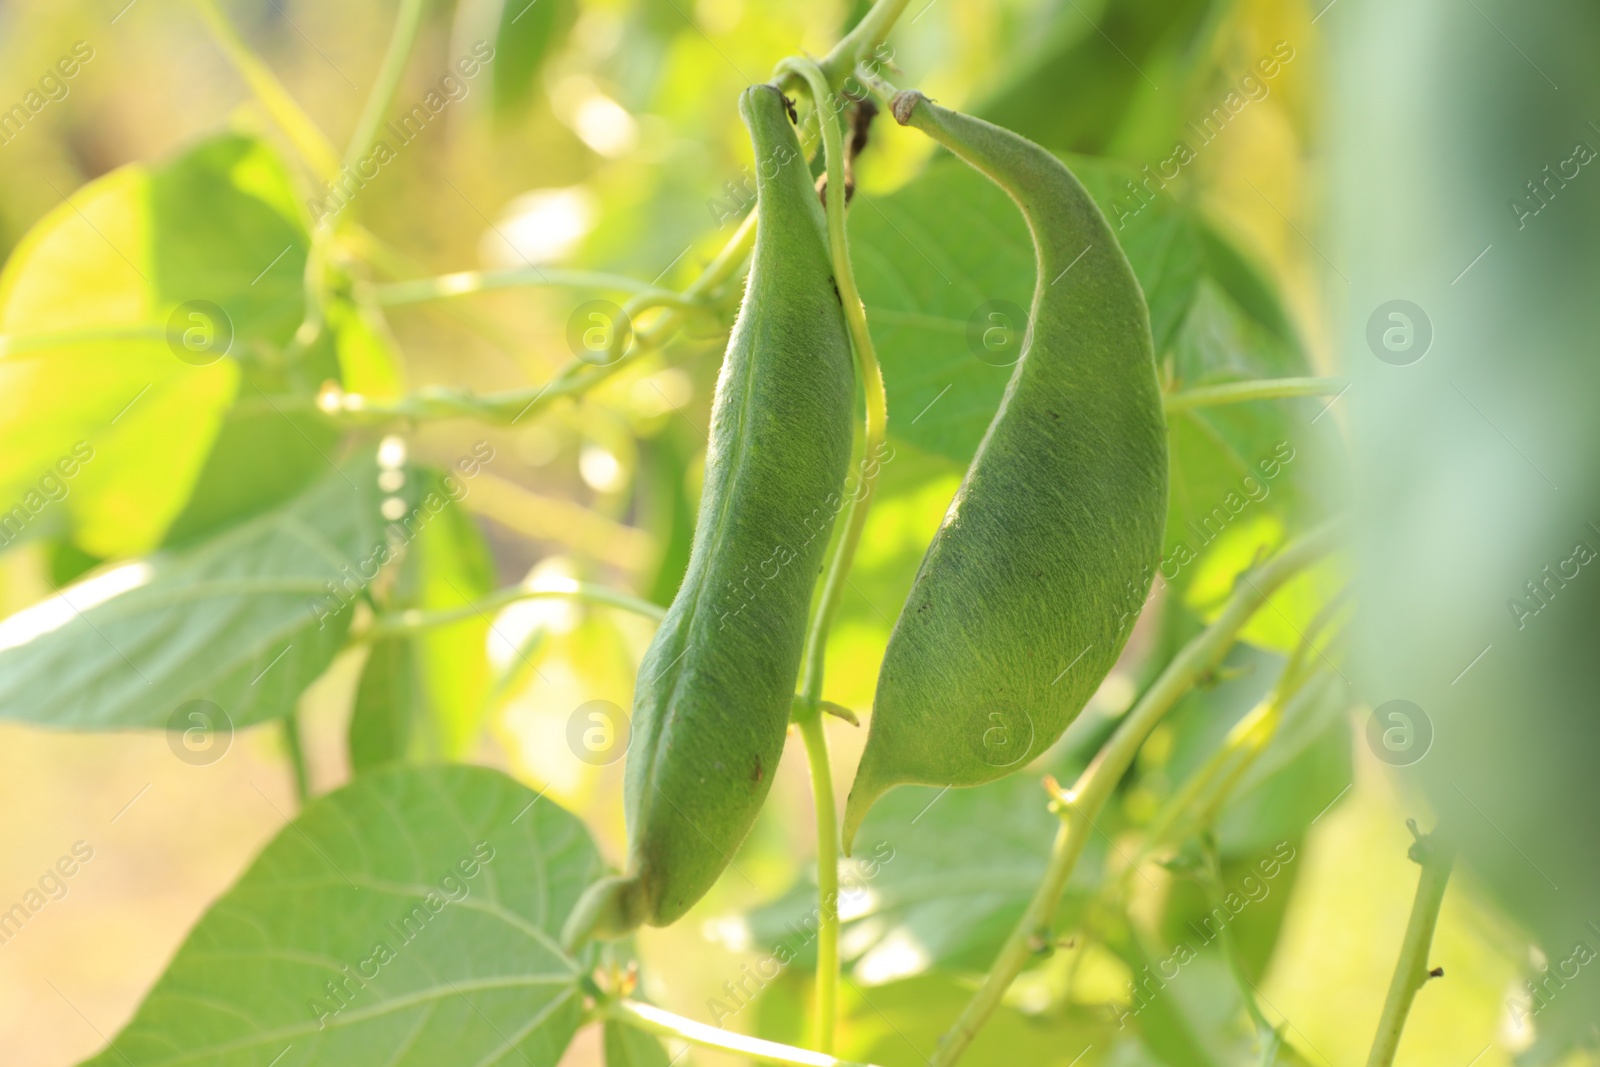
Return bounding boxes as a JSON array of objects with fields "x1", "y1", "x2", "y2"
[
  {"x1": 1158, "y1": 839, "x2": 1309, "y2": 987},
  {"x1": 0, "y1": 458, "x2": 386, "y2": 729},
  {"x1": 752, "y1": 970, "x2": 1119, "y2": 1067},
  {"x1": 0, "y1": 133, "x2": 308, "y2": 557},
  {"x1": 1161, "y1": 283, "x2": 1313, "y2": 575},
  {"x1": 488, "y1": 0, "x2": 578, "y2": 119},
  {"x1": 161, "y1": 403, "x2": 340, "y2": 548},
  {"x1": 1152, "y1": 642, "x2": 1352, "y2": 856},
  {"x1": 329, "y1": 297, "x2": 405, "y2": 398},
  {"x1": 350, "y1": 637, "x2": 426, "y2": 771},
  {"x1": 350, "y1": 471, "x2": 496, "y2": 768},
  {"x1": 1100, "y1": 923, "x2": 1234, "y2": 1067},
  {"x1": 161, "y1": 291, "x2": 347, "y2": 549},
  {"x1": 402, "y1": 476, "x2": 496, "y2": 757},
  {"x1": 850, "y1": 162, "x2": 1033, "y2": 465},
  {"x1": 46, "y1": 538, "x2": 102, "y2": 588},
  {"x1": 602, "y1": 1020, "x2": 671, "y2": 1067},
  {"x1": 80, "y1": 765, "x2": 602, "y2": 1067},
  {"x1": 745, "y1": 773, "x2": 1105, "y2": 982},
  {"x1": 977, "y1": 0, "x2": 1226, "y2": 159},
  {"x1": 637, "y1": 428, "x2": 696, "y2": 608},
  {"x1": 854, "y1": 157, "x2": 1286, "y2": 468},
  {"x1": 1068, "y1": 160, "x2": 1206, "y2": 355},
  {"x1": 1194, "y1": 218, "x2": 1301, "y2": 349}
]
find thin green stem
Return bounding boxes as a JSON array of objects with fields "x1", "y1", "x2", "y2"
[
  {"x1": 928, "y1": 522, "x2": 1340, "y2": 1067},
  {"x1": 1138, "y1": 671, "x2": 1333, "y2": 859},
  {"x1": 797, "y1": 715, "x2": 841, "y2": 1053},
  {"x1": 0, "y1": 325, "x2": 166, "y2": 358},
  {"x1": 190, "y1": 0, "x2": 340, "y2": 178},
  {"x1": 1199, "y1": 836, "x2": 1275, "y2": 1038},
  {"x1": 345, "y1": 224, "x2": 544, "y2": 367},
  {"x1": 343, "y1": 0, "x2": 430, "y2": 181},
  {"x1": 1258, "y1": 1029, "x2": 1284, "y2": 1067},
  {"x1": 1138, "y1": 590, "x2": 1349, "y2": 856},
  {"x1": 282, "y1": 712, "x2": 311, "y2": 805},
  {"x1": 604, "y1": 998, "x2": 885, "y2": 1067},
  {"x1": 852, "y1": 63, "x2": 900, "y2": 109},
  {"x1": 362, "y1": 582, "x2": 664, "y2": 641},
  {"x1": 368, "y1": 268, "x2": 680, "y2": 306},
  {"x1": 1164, "y1": 377, "x2": 1344, "y2": 414},
  {"x1": 1366, "y1": 826, "x2": 1456, "y2": 1067},
  {"x1": 290, "y1": 213, "x2": 757, "y2": 427},
  {"x1": 817, "y1": 0, "x2": 914, "y2": 89},
  {"x1": 775, "y1": 56, "x2": 889, "y2": 1057},
  {"x1": 780, "y1": 58, "x2": 889, "y2": 708},
  {"x1": 1276, "y1": 586, "x2": 1352, "y2": 698}
]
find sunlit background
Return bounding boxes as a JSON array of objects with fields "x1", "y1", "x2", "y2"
[{"x1": 0, "y1": 0, "x2": 1592, "y2": 1064}]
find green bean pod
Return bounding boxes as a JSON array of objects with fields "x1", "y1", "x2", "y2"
[
  {"x1": 565, "y1": 84, "x2": 854, "y2": 942},
  {"x1": 843, "y1": 93, "x2": 1168, "y2": 850}
]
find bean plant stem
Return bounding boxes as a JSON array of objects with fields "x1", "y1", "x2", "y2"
[
  {"x1": 929, "y1": 522, "x2": 1339, "y2": 1067},
  {"x1": 1365, "y1": 828, "x2": 1456, "y2": 1067},
  {"x1": 1200, "y1": 837, "x2": 1276, "y2": 1039},
  {"x1": 817, "y1": 0, "x2": 914, "y2": 88},
  {"x1": 605, "y1": 998, "x2": 886, "y2": 1067},
  {"x1": 281, "y1": 212, "x2": 757, "y2": 426},
  {"x1": 1163, "y1": 377, "x2": 1345, "y2": 413},
  {"x1": 282, "y1": 712, "x2": 311, "y2": 805},
  {"x1": 779, "y1": 58, "x2": 889, "y2": 713},
  {"x1": 797, "y1": 714, "x2": 841, "y2": 1052},
  {"x1": 0, "y1": 325, "x2": 166, "y2": 357},
  {"x1": 362, "y1": 582, "x2": 664, "y2": 641},
  {"x1": 190, "y1": 0, "x2": 340, "y2": 178},
  {"x1": 343, "y1": 0, "x2": 430, "y2": 182},
  {"x1": 778, "y1": 55, "x2": 891, "y2": 1056},
  {"x1": 368, "y1": 268, "x2": 679, "y2": 305}
]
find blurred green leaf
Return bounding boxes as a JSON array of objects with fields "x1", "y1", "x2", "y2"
[
  {"x1": 1100, "y1": 922, "x2": 1234, "y2": 1067},
  {"x1": 45, "y1": 538, "x2": 102, "y2": 588},
  {"x1": 351, "y1": 469, "x2": 496, "y2": 768},
  {"x1": 1218, "y1": 702, "x2": 1350, "y2": 855},
  {"x1": 330, "y1": 297, "x2": 406, "y2": 398},
  {"x1": 1158, "y1": 839, "x2": 1307, "y2": 987},
  {"x1": 489, "y1": 0, "x2": 578, "y2": 120},
  {"x1": 79, "y1": 765, "x2": 601, "y2": 1067},
  {"x1": 1155, "y1": 643, "x2": 1352, "y2": 856},
  {"x1": 849, "y1": 160, "x2": 1040, "y2": 465},
  {"x1": 754, "y1": 969, "x2": 1119, "y2": 1067},
  {"x1": 0, "y1": 457, "x2": 384, "y2": 730},
  {"x1": 977, "y1": 0, "x2": 1233, "y2": 160},
  {"x1": 746, "y1": 774, "x2": 1104, "y2": 981},
  {"x1": 1193, "y1": 218, "x2": 1300, "y2": 349},
  {"x1": 160, "y1": 403, "x2": 340, "y2": 548},
  {"x1": 602, "y1": 1020, "x2": 672, "y2": 1067},
  {"x1": 637, "y1": 428, "x2": 696, "y2": 608},
  {"x1": 349, "y1": 637, "x2": 426, "y2": 771},
  {"x1": 0, "y1": 133, "x2": 307, "y2": 557}
]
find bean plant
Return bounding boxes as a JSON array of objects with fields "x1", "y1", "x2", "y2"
[{"x1": 0, "y1": 0, "x2": 1469, "y2": 1065}]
